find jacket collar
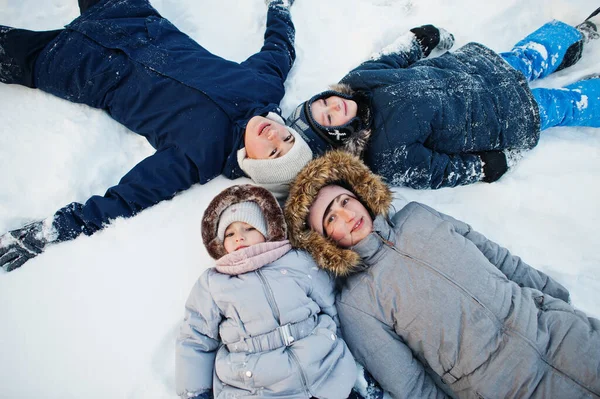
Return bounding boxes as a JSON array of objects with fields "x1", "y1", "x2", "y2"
[{"x1": 351, "y1": 215, "x2": 393, "y2": 269}]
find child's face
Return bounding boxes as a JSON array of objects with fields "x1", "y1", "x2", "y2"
[
  {"x1": 244, "y1": 115, "x2": 296, "y2": 159},
  {"x1": 223, "y1": 221, "x2": 266, "y2": 253},
  {"x1": 321, "y1": 194, "x2": 373, "y2": 248},
  {"x1": 310, "y1": 95, "x2": 357, "y2": 128}
]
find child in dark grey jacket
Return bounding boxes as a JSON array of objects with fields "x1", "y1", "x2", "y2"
[
  {"x1": 285, "y1": 151, "x2": 600, "y2": 399},
  {"x1": 175, "y1": 184, "x2": 357, "y2": 399}
]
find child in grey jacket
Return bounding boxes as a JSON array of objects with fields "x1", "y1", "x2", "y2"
[
  {"x1": 285, "y1": 151, "x2": 600, "y2": 399},
  {"x1": 175, "y1": 184, "x2": 357, "y2": 399}
]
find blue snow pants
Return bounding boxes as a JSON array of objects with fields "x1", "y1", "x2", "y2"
[{"x1": 501, "y1": 20, "x2": 600, "y2": 129}]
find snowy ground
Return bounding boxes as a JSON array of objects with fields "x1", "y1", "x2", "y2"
[{"x1": 0, "y1": 0, "x2": 599, "y2": 398}]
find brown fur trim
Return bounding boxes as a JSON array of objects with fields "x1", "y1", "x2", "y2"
[
  {"x1": 202, "y1": 184, "x2": 286, "y2": 260},
  {"x1": 329, "y1": 83, "x2": 371, "y2": 157},
  {"x1": 341, "y1": 128, "x2": 371, "y2": 157},
  {"x1": 284, "y1": 151, "x2": 392, "y2": 276},
  {"x1": 329, "y1": 83, "x2": 354, "y2": 96}
]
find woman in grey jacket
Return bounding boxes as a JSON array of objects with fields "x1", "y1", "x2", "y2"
[
  {"x1": 285, "y1": 151, "x2": 600, "y2": 399},
  {"x1": 175, "y1": 184, "x2": 356, "y2": 399}
]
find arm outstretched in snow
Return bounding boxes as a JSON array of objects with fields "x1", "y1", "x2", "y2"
[{"x1": 176, "y1": 271, "x2": 223, "y2": 398}]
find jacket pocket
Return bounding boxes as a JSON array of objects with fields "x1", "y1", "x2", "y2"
[{"x1": 533, "y1": 293, "x2": 571, "y2": 312}]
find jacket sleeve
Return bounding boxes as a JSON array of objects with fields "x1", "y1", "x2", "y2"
[
  {"x1": 344, "y1": 32, "x2": 423, "y2": 74},
  {"x1": 390, "y1": 143, "x2": 485, "y2": 189},
  {"x1": 176, "y1": 271, "x2": 223, "y2": 397},
  {"x1": 418, "y1": 204, "x2": 571, "y2": 302},
  {"x1": 302, "y1": 255, "x2": 340, "y2": 327},
  {"x1": 51, "y1": 145, "x2": 202, "y2": 242},
  {"x1": 240, "y1": 3, "x2": 296, "y2": 85},
  {"x1": 337, "y1": 301, "x2": 450, "y2": 399}
]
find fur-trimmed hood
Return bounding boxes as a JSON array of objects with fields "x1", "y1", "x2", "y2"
[
  {"x1": 284, "y1": 151, "x2": 392, "y2": 276},
  {"x1": 202, "y1": 184, "x2": 287, "y2": 259}
]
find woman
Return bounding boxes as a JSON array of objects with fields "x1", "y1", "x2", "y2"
[{"x1": 284, "y1": 150, "x2": 600, "y2": 398}]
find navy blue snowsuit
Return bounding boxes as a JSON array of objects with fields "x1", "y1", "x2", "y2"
[
  {"x1": 30, "y1": 0, "x2": 295, "y2": 241},
  {"x1": 341, "y1": 41, "x2": 540, "y2": 189}
]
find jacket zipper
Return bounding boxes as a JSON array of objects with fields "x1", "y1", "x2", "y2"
[
  {"x1": 255, "y1": 269, "x2": 312, "y2": 397},
  {"x1": 374, "y1": 232, "x2": 499, "y2": 323},
  {"x1": 256, "y1": 269, "x2": 280, "y2": 321},
  {"x1": 287, "y1": 348, "x2": 311, "y2": 396},
  {"x1": 375, "y1": 232, "x2": 598, "y2": 395}
]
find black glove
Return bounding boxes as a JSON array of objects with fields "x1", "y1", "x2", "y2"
[
  {"x1": 410, "y1": 24, "x2": 455, "y2": 57},
  {"x1": 348, "y1": 369, "x2": 385, "y2": 399},
  {"x1": 478, "y1": 151, "x2": 508, "y2": 183},
  {"x1": 185, "y1": 390, "x2": 213, "y2": 399},
  {"x1": 0, "y1": 221, "x2": 51, "y2": 272},
  {"x1": 266, "y1": 0, "x2": 293, "y2": 7}
]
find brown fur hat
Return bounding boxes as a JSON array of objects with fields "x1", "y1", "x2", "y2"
[
  {"x1": 202, "y1": 184, "x2": 287, "y2": 259},
  {"x1": 284, "y1": 150, "x2": 392, "y2": 276}
]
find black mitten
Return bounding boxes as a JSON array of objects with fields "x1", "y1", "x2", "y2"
[
  {"x1": 187, "y1": 390, "x2": 214, "y2": 399},
  {"x1": 478, "y1": 151, "x2": 508, "y2": 183},
  {"x1": 348, "y1": 368, "x2": 385, "y2": 399},
  {"x1": 265, "y1": 0, "x2": 294, "y2": 7},
  {"x1": 0, "y1": 221, "x2": 53, "y2": 271},
  {"x1": 410, "y1": 24, "x2": 455, "y2": 57}
]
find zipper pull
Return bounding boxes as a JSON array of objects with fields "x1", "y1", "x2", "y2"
[{"x1": 375, "y1": 231, "x2": 395, "y2": 247}]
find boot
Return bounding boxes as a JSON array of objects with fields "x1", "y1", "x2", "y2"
[
  {"x1": 556, "y1": 7, "x2": 600, "y2": 72},
  {"x1": 576, "y1": 6, "x2": 600, "y2": 42}
]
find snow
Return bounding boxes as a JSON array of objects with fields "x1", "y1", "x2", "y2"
[{"x1": 0, "y1": 0, "x2": 599, "y2": 398}]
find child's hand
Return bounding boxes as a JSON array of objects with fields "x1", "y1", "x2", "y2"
[
  {"x1": 182, "y1": 390, "x2": 213, "y2": 399},
  {"x1": 410, "y1": 25, "x2": 455, "y2": 57},
  {"x1": 266, "y1": 0, "x2": 294, "y2": 8}
]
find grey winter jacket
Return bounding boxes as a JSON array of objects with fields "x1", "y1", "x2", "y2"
[
  {"x1": 337, "y1": 202, "x2": 600, "y2": 399},
  {"x1": 176, "y1": 249, "x2": 356, "y2": 399}
]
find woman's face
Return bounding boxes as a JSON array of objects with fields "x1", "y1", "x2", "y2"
[
  {"x1": 321, "y1": 193, "x2": 373, "y2": 248},
  {"x1": 223, "y1": 221, "x2": 266, "y2": 253},
  {"x1": 244, "y1": 116, "x2": 295, "y2": 159},
  {"x1": 310, "y1": 95, "x2": 357, "y2": 128}
]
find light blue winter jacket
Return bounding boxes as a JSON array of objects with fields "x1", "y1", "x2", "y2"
[{"x1": 176, "y1": 249, "x2": 356, "y2": 399}]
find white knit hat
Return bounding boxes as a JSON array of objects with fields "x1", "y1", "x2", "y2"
[
  {"x1": 217, "y1": 201, "x2": 268, "y2": 241},
  {"x1": 238, "y1": 113, "x2": 314, "y2": 199}
]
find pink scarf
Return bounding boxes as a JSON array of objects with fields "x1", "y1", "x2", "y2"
[{"x1": 215, "y1": 240, "x2": 291, "y2": 275}]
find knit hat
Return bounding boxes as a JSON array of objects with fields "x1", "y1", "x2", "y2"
[
  {"x1": 238, "y1": 112, "x2": 314, "y2": 199},
  {"x1": 308, "y1": 185, "x2": 356, "y2": 236},
  {"x1": 202, "y1": 184, "x2": 287, "y2": 259},
  {"x1": 217, "y1": 201, "x2": 268, "y2": 241},
  {"x1": 286, "y1": 90, "x2": 367, "y2": 155}
]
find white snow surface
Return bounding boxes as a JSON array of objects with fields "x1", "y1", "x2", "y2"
[{"x1": 0, "y1": 0, "x2": 599, "y2": 398}]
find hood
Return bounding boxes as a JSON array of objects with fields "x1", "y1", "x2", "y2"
[
  {"x1": 284, "y1": 150, "x2": 392, "y2": 276},
  {"x1": 286, "y1": 83, "x2": 372, "y2": 158},
  {"x1": 202, "y1": 184, "x2": 287, "y2": 259}
]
